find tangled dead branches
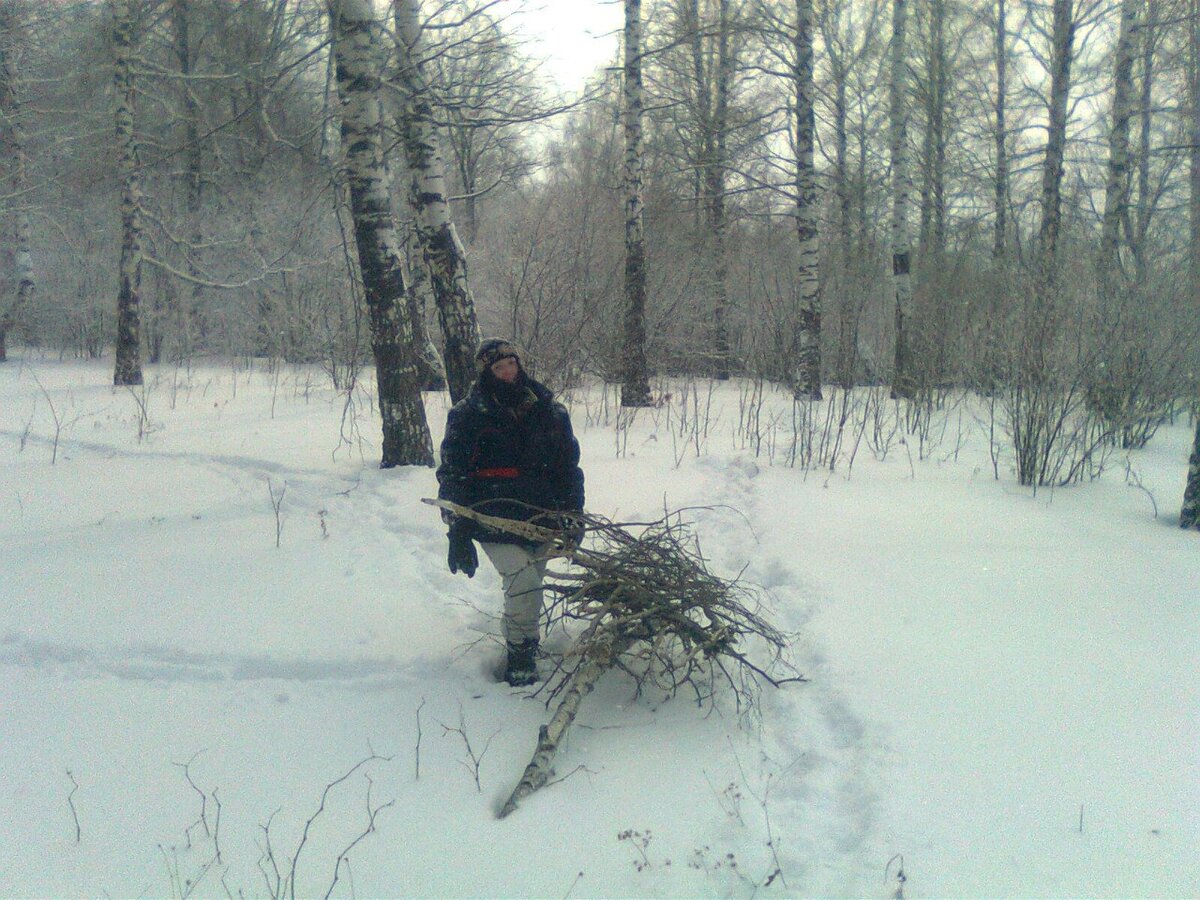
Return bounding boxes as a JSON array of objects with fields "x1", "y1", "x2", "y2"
[
  {"x1": 423, "y1": 498, "x2": 805, "y2": 817},
  {"x1": 541, "y1": 509, "x2": 800, "y2": 709}
]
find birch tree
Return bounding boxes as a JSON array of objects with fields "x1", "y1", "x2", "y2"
[
  {"x1": 684, "y1": 0, "x2": 737, "y2": 380},
  {"x1": 1090, "y1": 0, "x2": 1140, "y2": 437},
  {"x1": 0, "y1": 3, "x2": 32, "y2": 363},
  {"x1": 1004, "y1": 0, "x2": 1079, "y2": 488},
  {"x1": 1183, "y1": 0, "x2": 1200, "y2": 529},
  {"x1": 425, "y1": 2, "x2": 546, "y2": 245},
  {"x1": 993, "y1": 0, "x2": 1009, "y2": 261},
  {"x1": 161, "y1": 0, "x2": 204, "y2": 364},
  {"x1": 1183, "y1": 418, "x2": 1200, "y2": 528},
  {"x1": 330, "y1": 0, "x2": 433, "y2": 467},
  {"x1": 1191, "y1": 0, "x2": 1200, "y2": 294},
  {"x1": 1100, "y1": 0, "x2": 1138, "y2": 284},
  {"x1": 1037, "y1": 0, "x2": 1075, "y2": 288},
  {"x1": 621, "y1": 0, "x2": 652, "y2": 407},
  {"x1": 814, "y1": 0, "x2": 886, "y2": 387},
  {"x1": 651, "y1": 0, "x2": 739, "y2": 378},
  {"x1": 393, "y1": 0, "x2": 480, "y2": 404},
  {"x1": 112, "y1": 0, "x2": 144, "y2": 387},
  {"x1": 793, "y1": 0, "x2": 821, "y2": 398},
  {"x1": 889, "y1": 0, "x2": 915, "y2": 398},
  {"x1": 710, "y1": 0, "x2": 734, "y2": 379},
  {"x1": 916, "y1": 0, "x2": 947, "y2": 260}
]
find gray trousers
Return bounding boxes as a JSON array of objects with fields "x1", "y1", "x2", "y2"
[{"x1": 479, "y1": 542, "x2": 549, "y2": 644}]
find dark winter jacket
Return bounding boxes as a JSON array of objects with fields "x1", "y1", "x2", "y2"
[{"x1": 436, "y1": 374, "x2": 584, "y2": 546}]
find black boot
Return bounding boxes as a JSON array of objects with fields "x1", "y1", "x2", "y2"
[{"x1": 503, "y1": 639, "x2": 539, "y2": 686}]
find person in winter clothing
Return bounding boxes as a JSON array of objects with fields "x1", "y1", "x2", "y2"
[{"x1": 436, "y1": 338, "x2": 585, "y2": 686}]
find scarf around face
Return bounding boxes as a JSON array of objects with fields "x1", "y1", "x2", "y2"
[{"x1": 483, "y1": 369, "x2": 538, "y2": 416}]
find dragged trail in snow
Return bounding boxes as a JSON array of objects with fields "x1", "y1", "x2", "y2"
[
  {"x1": 682, "y1": 452, "x2": 886, "y2": 894},
  {"x1": 2, "y1": 360, "x2": 1196, "y2": 897}
]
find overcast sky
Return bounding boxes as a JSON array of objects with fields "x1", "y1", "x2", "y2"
[{"x1": 510, "y1": 0, "x2": 624, "y2": 97}]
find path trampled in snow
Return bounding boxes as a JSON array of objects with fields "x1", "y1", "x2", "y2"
[{"x1": 1, "y1": 358, "x2": 1197, "y2": 897}]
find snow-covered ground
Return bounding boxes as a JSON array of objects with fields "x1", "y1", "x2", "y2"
[{"x1": 1, "y1": 356, "x2": 1196, "y2": 898}]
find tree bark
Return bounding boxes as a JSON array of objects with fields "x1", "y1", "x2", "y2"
[
  {"x1": 1038, "y1": 0, "x2": 1075, "y2": 287},
  {"x1": 889, "y1": 0, "x2": 915, "y2": 398},
  {"x1": 0, "y1": 14, "x2": 33, "y2": 363},
  {"x1": 621, "y1": 0, "x2": 652, "y2": 407},
  {"x1": 711, "y1": 0, "x2": 732, "y2": 379},
  {"x1": 793, "y1": 0, "x2": 821, "y2": 398},
  {"x1": 1132, "y1": 0, "x2": 1156, "y2": 280},
  {"x1": 918, "y1": 0, "x2": 946, "y2": 260},
  {"x1": 1191, "y1": 0, "x2": 1200, "y2": 294},
  {"x1": 112, "y1": 0, "x2": 144, "y2": 387},
  {"x1": 330, "y1": 0, "x2": 434, "y2": 468},
  {"x1": 1100, "y1": 0, "x2": 1137, "y2": 285},
  {"x1": 403, "y1": 221, "x2": 449, "y2": 391},
  {"x1": 498, "y1": 625, "x2": 635, "y2": 818},
  {"x1": 993, "y1": 0, "x2": 1008, "y2": 262},
  {"x1": 693, "y1": 0, "x2": 733, "y2": 380},
  {"x1": 393, "y1": 0, "x2": 480, "y2": 405},
  {"x1": 173, "y1": 0, "x2": 204, "y2": 362},
  {"x1": 1185, "y1": 0, "x2": 1200, "y2": 530},
  {"x1": 1182, "y1": 417, "x2": 1200, "y2": 529}
]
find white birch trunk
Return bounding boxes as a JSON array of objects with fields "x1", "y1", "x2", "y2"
[
  {"x1": 393, "y1": 0, "x2": 480, "y2": 405},
  {"x1": 498, "y1": 626, "x2": 635, "y2": 818},
  {"x1": 793, "y1": 0, "x2": 821, "y2": 399},
  {"x1": 889, "y1": 0, "x2": 914, "y2": 398},
  {"x1": 330, "y1": 0, "x2": 434, "y2": 468},
  {"x1": 403, "y1": 221, "x2": 448, "y2": 391},
  {"x1": 621, "y1": 0, "x2": 652, "y2": 407},
  {"x1": 112, "y1": 0, "x2": 144, "y2": 387}
]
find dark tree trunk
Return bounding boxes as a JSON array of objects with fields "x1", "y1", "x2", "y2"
[
  {"x1": 1182, "y1": 417, "x2": 1200, "y2": 529},
  {"x1": 0, "y1": 11, "x2": 33, "y2": 363},
  {"x1": 1100, "y1": 0, "x2": 1137, "y2": 285},
  {"x1": 1184, "y1": 0, "x2": 1200, "y2": 529},
  {"x1": 889, "y1": 0, "x2": 914, "y2": 398},
  {"x1": 112, "y1": 0, "x2": 143, "y2": 387},
  {"x1": 1038, "y1": 0, "x2": 1075, "y2": 287},
  {"x1": 994, "y1": 0, "x2": 1008, "y2": 262}
]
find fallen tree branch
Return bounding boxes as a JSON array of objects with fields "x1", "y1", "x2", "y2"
[
  {"x1": 498, "y1": 623, "x2": 635, "y2": 818},
  {"x1": 424, "y1": 498, "x2": 805, "y2": 818}
]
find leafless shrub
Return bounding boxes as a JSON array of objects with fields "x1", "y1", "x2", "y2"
[
  {"x1": 65, "y1": 769, "x2": 81, "y2": 844},
  {"x1": 267, "y1": 478, "x2": 287, "y2": 547},
  {"x1": 31, "y1": 374, "x2": 81, "y2": 464},
  {"x1": 257, "y1": 753, "x2": 395, "y2": 900},
  {"x1": 438, "y1": 706, "x2": 499, "y2": 793}
]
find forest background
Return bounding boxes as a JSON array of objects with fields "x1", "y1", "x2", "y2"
[
  {"x1": 1, "y1": 1, "x2": 1198, "y2": 894},
  {"x1": 0, "y1": 0, "x2": 1197, "y2": 504}
]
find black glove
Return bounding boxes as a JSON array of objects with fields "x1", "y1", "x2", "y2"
[
  {"x1": 447, "y1": 522, "x2": 478, "y2": 577},
  {"x1": 557, "y1": 514, "x2": 585, "y2": 551}
]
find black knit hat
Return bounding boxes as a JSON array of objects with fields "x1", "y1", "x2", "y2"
[{"x1": 475, "y1": 338, "x2": 521, "y2": 373}]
